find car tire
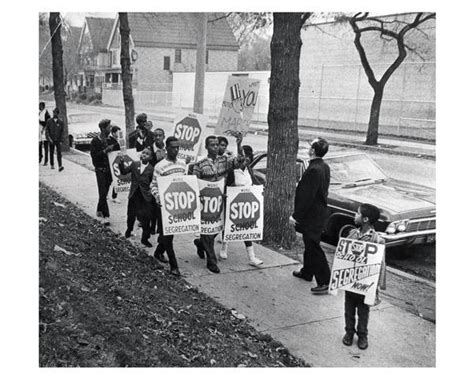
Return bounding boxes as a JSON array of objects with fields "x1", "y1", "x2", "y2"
[{"x1": 338, "y1": 224, "x2": 357, "y2": 240}]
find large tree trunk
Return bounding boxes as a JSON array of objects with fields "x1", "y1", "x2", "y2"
[
  {"x1": 119, "y1": 13, "x2": 135, "y2": 146},
  {"x1": 263, "y1": 13, "x2": 305, "y2": 248},
  {"x1": 193, "y1": 13, "x2": 207, "y2": 114},
  {"x1": 366, "y1": 86, "x2": 384, "y2": 145},
  {"x1": 49, "y1": 12, "x2": 69, "y2": 151}
]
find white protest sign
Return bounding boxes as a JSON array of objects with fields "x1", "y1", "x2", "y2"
[
  {"x1": 223, "y1": 185, "x2": 264, "y2": 242},
  {"x1": 158, "y1": 175, "x2": 201, "y2": 236},
  {"x1": 108, "y1": 149, "x2": 140, "y2": 195},
  {"x1": 198, "y1": 179, "x2": 225, "y2": 235},
  {"x1": 328, "y1": 238, "x2": 385, "y2": 305},
  {"x1": 173, "y1": 112, "x2": 207, "y2": 162},
  {"x1": 117, "y1": 130, "x2": 126, "y2": 151},
  {"x1": 215, "y1": 76, "x2": 260, "y2": 135}
]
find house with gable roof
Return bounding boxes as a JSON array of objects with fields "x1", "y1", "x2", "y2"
[
  {"x1": 104, "y1": 12, "x2": 239, "y2": 93},
  {"x1": 76, "y1": 16, "x2": 115, "y2": 94}
]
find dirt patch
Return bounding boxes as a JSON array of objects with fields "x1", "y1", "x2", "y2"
[{"x1": 39, "y1": 184, "x2": 307, "y2": 367}]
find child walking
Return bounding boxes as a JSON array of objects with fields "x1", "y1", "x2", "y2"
[
  {"x1": 219, "y1": 145, "x2": 263, "y2": 267},
  {"x1": 342, "y1": 203, "x2": 386, "y2": 350},
  {"x1": 119, "y1": 147, "x2": 156, "y2": 249}
]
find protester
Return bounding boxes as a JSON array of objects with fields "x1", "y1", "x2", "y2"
[
  {"x1": 39, "y1": 102, "x2": 50, "y2": 165},
  {"x1": 219, "y1": 144, "x2": 263, "y2": 266},
  {"x1": 90, "y1": 119, "x2": 114, "y2": 225},
  {"x1": 290, "y1": 137, "x2": 331, "y2": 294},
  {"x1": 149, "y1": 136, "x2": 188, "y2": 276},
  {"x1": 151, "y1": 127, "x2": 167, "y2": 166},
  {"x1": 107, "y1": 125, "x2": 122, "y2": 204},
  {"x1": 192, "y1": 133, "x2": 244, "y2": 274},
  {"x1": 134, "y1": 116, "x2": 154, "y2": 152},
  {"x1": 45, "y1": 107, "x2": 64, "y2": 172},
  {"x1": 119, "y1": 147, "x2": 156, "y2": 248},
  {"x1": 128, "y1": 113, "x2": 147, "y2": 149},
  {"x1": 342, "y1": 203, "x2": 386, "y2": 350}
]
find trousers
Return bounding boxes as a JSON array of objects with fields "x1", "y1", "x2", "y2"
[
  {"x1": 127, "y1": 190, "x2": 152, "y2": 241},
  {"x1": 95, "y1": 168, "x2": 112, "y2": 218},
  {"x1": 155, "y1": 209, "x2": 178, "y2": 269},
  {"x1": 49, "y1": 141, "x2": 62, "y2": 167},
  {"x1": 39, "y1": 141, "x2": 49, "y2": 164},
  {"x1": 344, "y1": 291, "x2": 370, "y2": 337},
  {"x1": 301, "y1": 230, "x2": 331, "y2": 285},
  {"x1": 199, "y1": 234, "x2": 218, "y2": 267}
]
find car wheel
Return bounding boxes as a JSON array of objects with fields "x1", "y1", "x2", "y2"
[{"x1": 324, "y1": 218, "x2": 355, "y2": 246}]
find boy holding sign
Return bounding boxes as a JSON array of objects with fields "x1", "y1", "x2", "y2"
[
  {"x1": 341, "y1": 203, "x2": 386, "y2": 350},
  {"x1": 150, "y1": 137, "x2": 188, "y2": 277}
]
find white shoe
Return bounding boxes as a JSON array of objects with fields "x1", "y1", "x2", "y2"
[
  {"x1": 249, "y1": 257, "x2": 263, "y2": 267},
  {"x1": 219, "y1": 242, "x2": 228, "y2": 259},
  {"x1": 112, "y1": 198, "x2": 121, "y2": 204}
]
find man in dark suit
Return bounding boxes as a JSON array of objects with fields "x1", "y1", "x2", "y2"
[
  {"x1": 119, "y1": 147, "x2": 156, "y2": 248},
  {"x1": 45, "y1": 107, "x2": 64, "y2": 171},
  {"x1": 90, "y1": 119, "x2": 115, "y2": 225},
  {"x1": 290, "y1": 138, "x2": 331, "y2": 295}
]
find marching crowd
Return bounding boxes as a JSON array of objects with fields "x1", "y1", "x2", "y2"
[{"x1": 40, "y1": 103, "x2": 386, "y2": 351}]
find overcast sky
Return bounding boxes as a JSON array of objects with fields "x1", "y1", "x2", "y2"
[{"x1": 63, "y1": 12, "x2": 116, "y2": 27}]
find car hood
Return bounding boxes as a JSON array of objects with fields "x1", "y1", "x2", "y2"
[
  {"x1": 332, "y1": 180, "x2": 435, "y2": 216},
  {"x1": 69, "y1": 122, "x2": 99, "y2": 136}
]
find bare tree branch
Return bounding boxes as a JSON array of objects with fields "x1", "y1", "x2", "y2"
[{"x1": 207, "y1": 12, "x2": 232, "y2": 23}]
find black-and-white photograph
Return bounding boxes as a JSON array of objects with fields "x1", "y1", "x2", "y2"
[{"x1": 34, "y1": 8, "x2": 440, "y2": 369}]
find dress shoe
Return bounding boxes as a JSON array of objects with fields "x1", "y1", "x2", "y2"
[
  {"x1": 194, "y1": 239, "x2": 205, "y2": 259},
  {"x1": 170, "y1": 268, "x2": 181, "y2": 277},
  {"x1": 111, "y1": 198, "x2": 121, "y2": 204},
  {"x1": 59, "y1": 166, "x2": 64, "y2": 172},
  {"x1": 207, "y1": 264, "x2": 220, "y2": 274},
  {"x1": 102, "y1": 217, "x2": 111, "y2": 226},
  {"x1": 125, "y1": 229, "x2": 132, "y2": 238},
  {"x1": 310, "y1": 284, "x2": 329, "y2": 295},
  {"x1": 141, "y1": 239, "x2": 152, "y2": 248},
  {"x1": 43, "y1": 162, "x2": 48, "y2": 166},
  {"x1": 357, "y1": 335, "x2": 368, "y2": 350},
  {"x1": 50, "y1": 166, "x2": 55, "y2": 170},
  {"x1": 292, "y1": 270, "x2": 312, "y2": 282},
  {"x1": 342, "y1": 333, "x2": 354, "y2": 346},
  {"x1": 155, "y1": 253, "x2": 168, "y2": 264}
]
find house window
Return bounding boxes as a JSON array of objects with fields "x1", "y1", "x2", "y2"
[
  {"x1": 164, "y1": 56, "x2": 170, "y2": 70},
  {"x1": 206, "y1": 49, "x2": 209, "y2": 64},
  {"x1": 175, "y1": 49, "x2": 182, "y2": 64}
]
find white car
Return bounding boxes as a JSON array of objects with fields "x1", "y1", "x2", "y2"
[{"x1": 68, "y1": 112, "x2": 101, "y2": 148}]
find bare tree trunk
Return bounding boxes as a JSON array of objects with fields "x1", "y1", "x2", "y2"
[
  {"x1": 193, "y1": 13, "x2": 207, "y2": 114},
  {"x1": 366, "y1": 86, "x2": 383, "y2": 145},
  {"x1": 49, "y1": 12, "x2": 69, "y2": 151},
  {"x1": 119, "y1": 13, "x2": 135, "y2": 146},
  {"x1": 263, "y1": 13, "x2": 308, "y2": 249}
]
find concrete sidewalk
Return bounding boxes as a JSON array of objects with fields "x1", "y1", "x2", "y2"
[{"x1": 39, "y1": 158, "x2": 435, "y2": 367}]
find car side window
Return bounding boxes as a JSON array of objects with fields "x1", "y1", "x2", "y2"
[{"x1": 253, "y1": 156, "x2": 267, "y2": 175}]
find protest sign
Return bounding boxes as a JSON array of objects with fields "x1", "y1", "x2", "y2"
[
  {"x1": 215, "y1": 76, "x2": 260, "y2": 135},
  {"x1": 223, "y1": 185, "x2": 264, "y2": 242},
  {"x1": 108, "y1": 149, "x2": 140, "y2": 195},
  {"x1": 328, "y1": 238, "x2": 385, "y2": 305},
  {"x1": 158, "y1": 175, "x2": 201, "y2": 236},
  {"x1": 173, "y1": 112, "x2": 207, "y2": 162},
  {"x1": 198, "y1": 179, "x2": 225, "y2": 235},
  {"x1": 117, "y1": 130, "x2": 126, "y2": 151}
]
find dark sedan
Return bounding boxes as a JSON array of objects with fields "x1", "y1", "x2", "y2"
[{"x1": 249, "y1": 151, "x2": 436, "y2": 249}]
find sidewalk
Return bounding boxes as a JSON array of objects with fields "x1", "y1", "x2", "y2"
[
  {"x1": 39, "y1": 157, "x2": 435, "y2": 367},
  {"x1": 44, "y1": 100, "x2": 436, "y2": 160}
]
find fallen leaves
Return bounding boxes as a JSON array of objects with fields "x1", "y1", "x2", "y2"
[{"x1": 53, "y1": 245, "x2": 80, "y2": 257}]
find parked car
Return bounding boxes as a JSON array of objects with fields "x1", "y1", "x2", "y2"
[
  {"x1": 67, "y1": 112, "x2": 101, "y2": 148},
  {"x1": 249, "y1": 151, "x2": 436, "y2": 249}
]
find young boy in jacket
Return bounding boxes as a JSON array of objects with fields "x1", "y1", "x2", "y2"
[{"x1": 342, "y1": 203, "x2": 386, "y2": 350}]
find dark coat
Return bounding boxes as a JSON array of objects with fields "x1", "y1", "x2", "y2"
[
  {"x1": 45, "y1": 117, "x2": 64, "y2": 143},
  {"x1": 107, "y1": 135, "x2": 121, "y2": 152},
  {"x1": 119, "y1": 160, "x2": 154, "y2": 202},
  {"x1": 293, "y1": 157, "x2": 330, "y2": 232},
  {"x1": 90, "y1": 136, "x2": 111, "y2": 170},
  {"x1": 128, "y1": 128, "x2": 154, "y2": 152}
]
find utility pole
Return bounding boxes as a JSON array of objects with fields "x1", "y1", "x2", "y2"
[{"x1": 193, "y1": 13, "x2": 207, "y2": 114}]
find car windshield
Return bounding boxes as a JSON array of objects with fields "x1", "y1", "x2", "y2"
[{"x1": 326, "y1": 154, "x2": 387, "y2": 184}]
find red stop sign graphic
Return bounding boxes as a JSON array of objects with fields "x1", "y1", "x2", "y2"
[
  {"x1": 174, "y1": 117, "x2": 202, "y2": 150},
  {"x1": 112, "y1": 154, "x2": 134, "y2": 182},
  {"x1": 229, "y1": 192, "x2": 260, "y2": 225},
  {"x1": 200, "y1": 186, "x2": 223, "y2": 222},
  {"x1": 163, "y1": 182, "x2": 197, "y2": 216}
]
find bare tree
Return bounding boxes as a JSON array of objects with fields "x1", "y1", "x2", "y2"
[
  {"x1": 49, "y1": 12, "x2": 69, "y2": 151},
  {"x1": 119, "y1": 13, "x2": 135, "y2": 145},
  {"x1": 263, "y1": 12, "x2": 311, "y2": 248},
  {"x1": 345, "y1": 12, "x2": 435, "y2": 145}
]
